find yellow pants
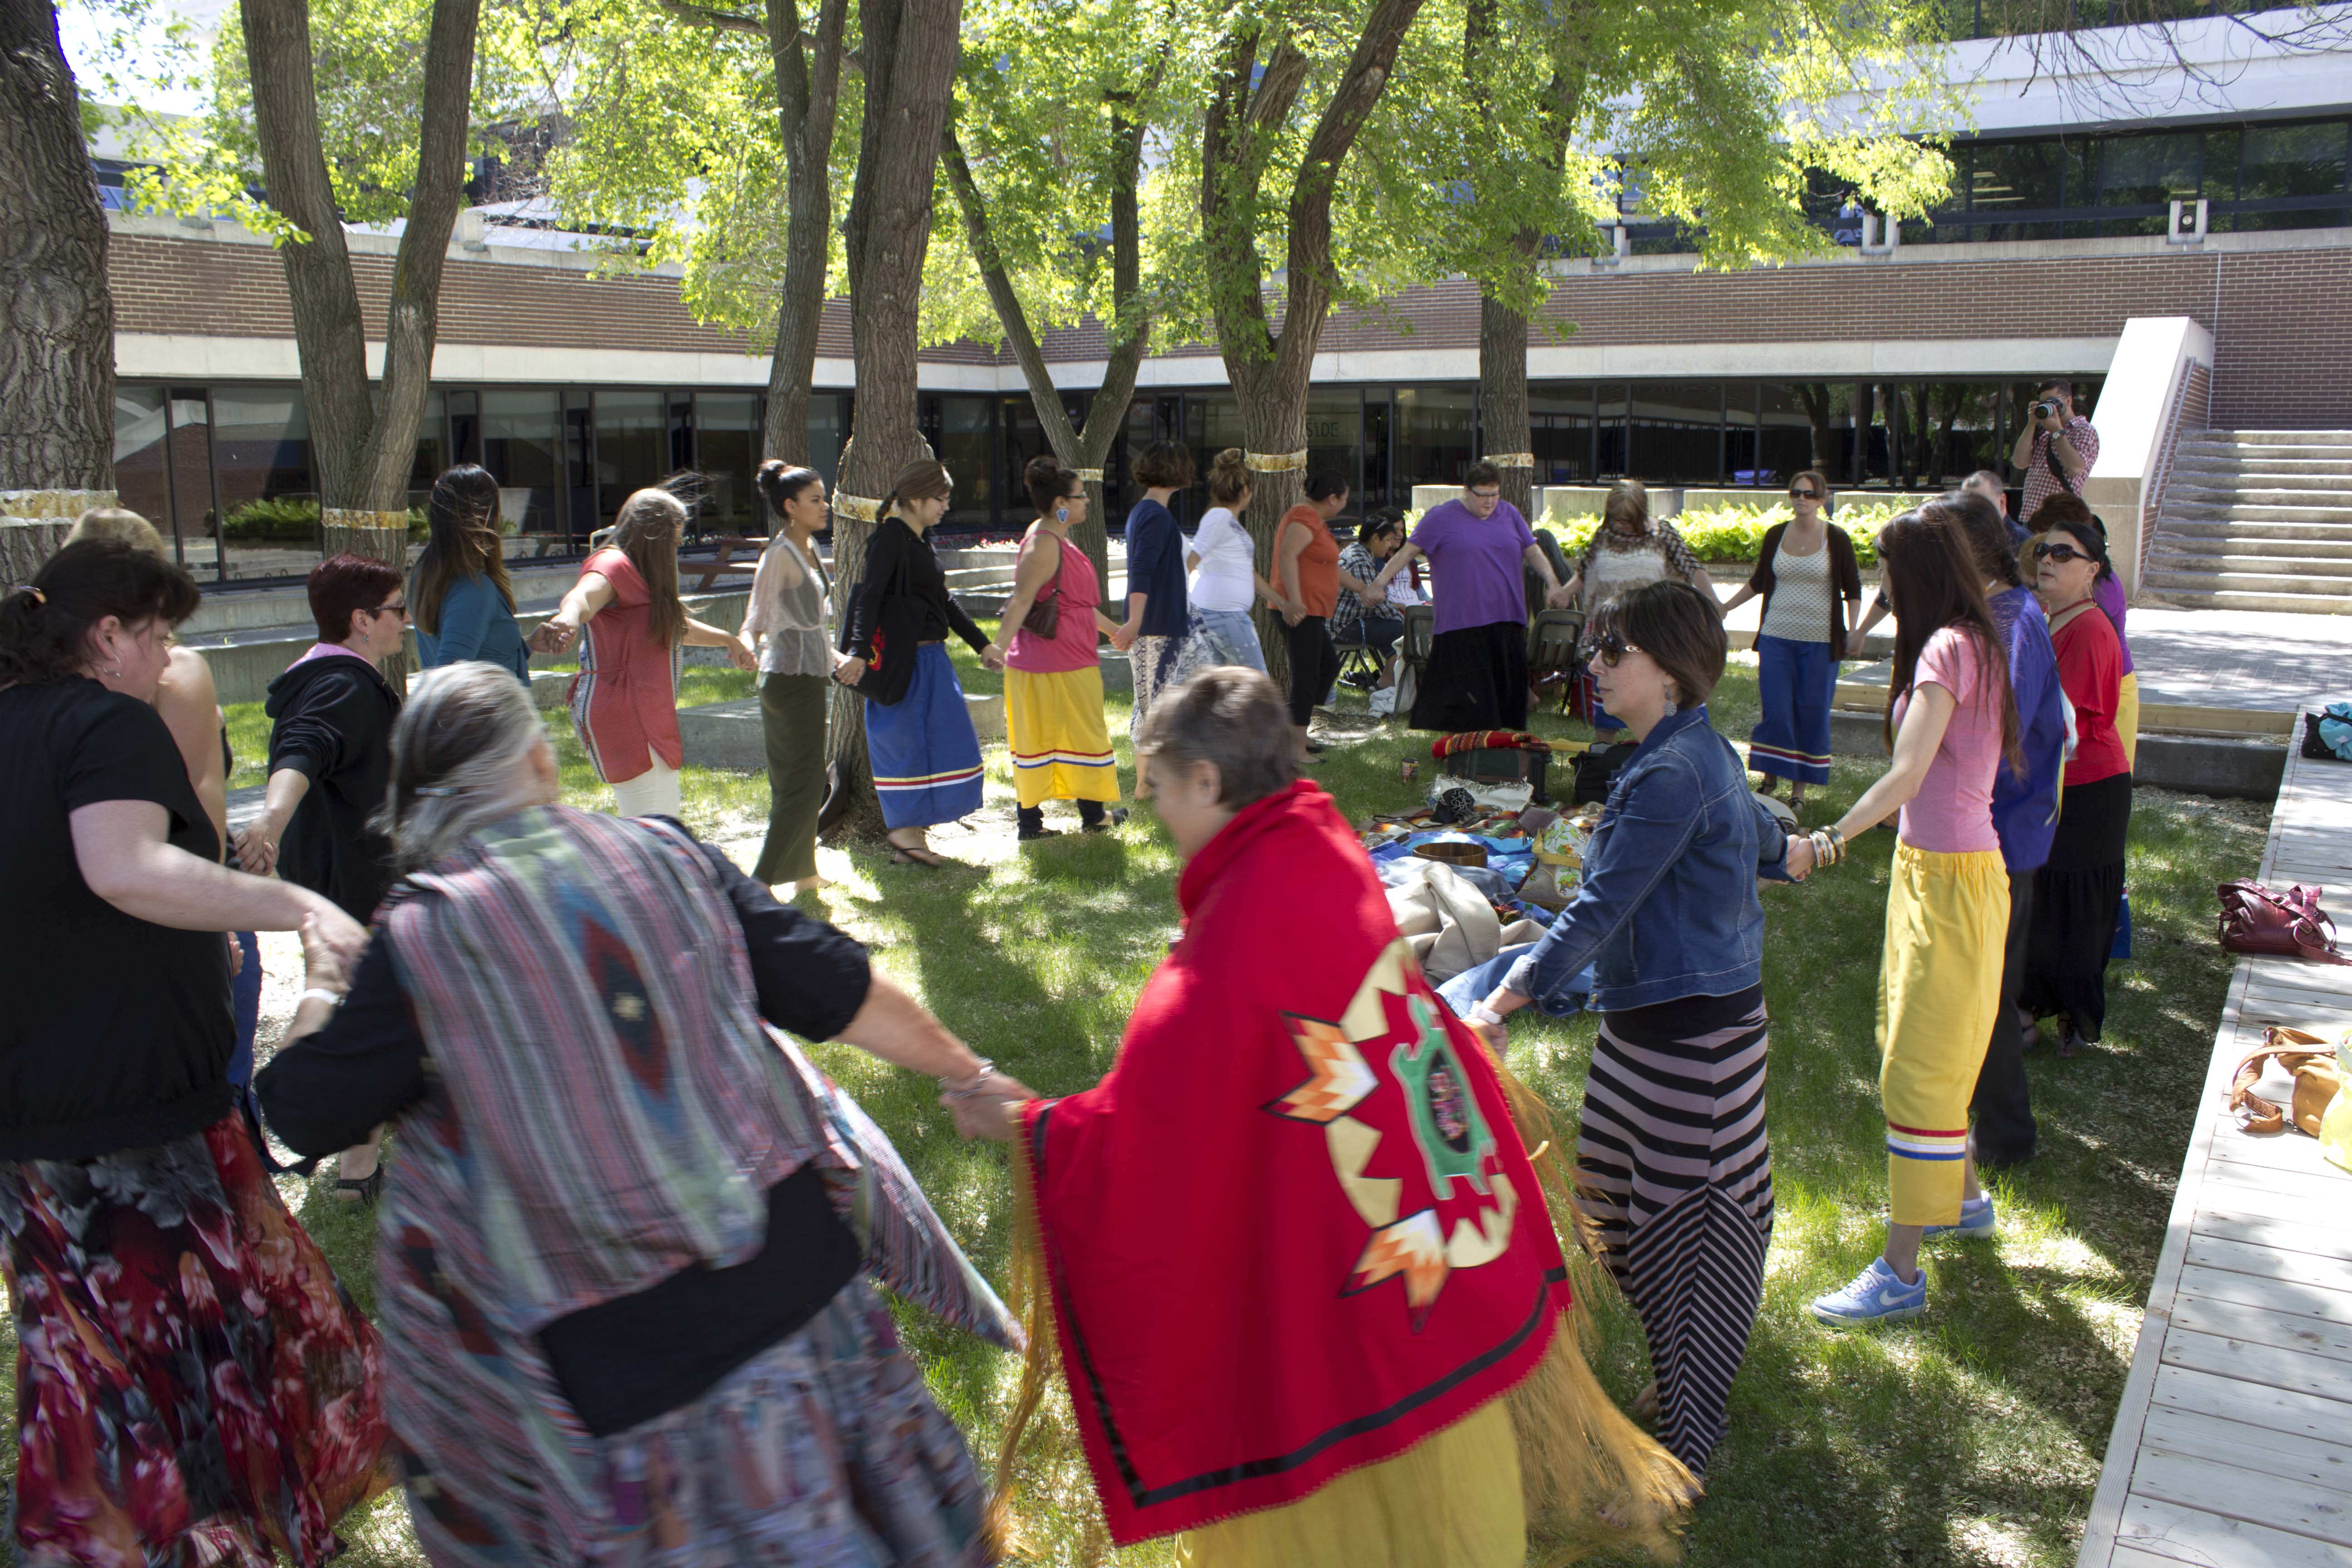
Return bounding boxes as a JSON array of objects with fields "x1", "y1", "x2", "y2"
[
  {"x1": 2117, "y1": 671, "x2": 2140, "y2": 772},
  {"x1": 1878, "y1": 843, "x2": 2010, "y2": 1227},
  {"x1": 1177, "y1": 1401, "x2": 1523, "y2": 1568}
]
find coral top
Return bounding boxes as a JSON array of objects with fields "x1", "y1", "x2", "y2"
[{"x1": 1271, "y1": 505, "x2": 1340, "y2": 619}]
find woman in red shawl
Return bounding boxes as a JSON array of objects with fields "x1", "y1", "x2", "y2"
[{"x1": 958, "y1": 667, "x2": 1689, "y2": 1565}]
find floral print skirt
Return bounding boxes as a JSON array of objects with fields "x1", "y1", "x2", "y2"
[{"x1": 2, "y1": 1112, "x2": 393, "y2": 1566}]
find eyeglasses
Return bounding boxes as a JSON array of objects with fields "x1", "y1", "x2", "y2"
[
  {"x1": 373, "y1": 600, "x2": 410, "y2": 621},
  {"x1": 1596, "y1": 631, "x2": 1640, "y2": 666},
  {"x1": 1466, "y1": 487, "x2": 1501, "y2": 500},
  {"x1": 2031, "y1": 542, "x2": 2088, "y2": 564},
  {"x1": 1788, "y1": 488, "x2": 1821, "y2": 500}
]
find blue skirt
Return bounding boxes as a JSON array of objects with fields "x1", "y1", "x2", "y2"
[
  {"x1": 867, "y1": 642, "x2": 985, "y2": 829},
  {"x1": 1749, "y1": 634, "x2": 1835, "y2": 785}
]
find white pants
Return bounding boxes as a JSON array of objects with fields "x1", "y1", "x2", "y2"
[{"x1": 610, "y1": 756, "x2": 682, "y2": 819}]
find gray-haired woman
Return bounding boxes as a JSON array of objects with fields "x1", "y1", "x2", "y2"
[{"x1": 255, "y1": 663, "x2": 1032, "y2": 1566}]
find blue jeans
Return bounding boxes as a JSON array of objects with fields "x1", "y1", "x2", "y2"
[
  {"x1": 1192, "y1": 609, "x2": 1267, "y2": 674},
  {"x1": 1437, "y1": 944, "x2": 1592, "y2": 1019},
  {"x1": 230, "y1": 931, "x2": 262, "y2": 1089}
]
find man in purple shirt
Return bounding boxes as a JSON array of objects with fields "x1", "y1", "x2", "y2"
[{"x1": 1370, "y1": 461, "x2": 1572, "y2": 730}]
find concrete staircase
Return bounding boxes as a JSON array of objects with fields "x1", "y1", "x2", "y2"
[{"x1": 2141, "y1": 430, "x2": 2352, "y2": 613}]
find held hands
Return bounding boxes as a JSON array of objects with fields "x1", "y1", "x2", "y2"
[
  {"x1": 939, "y1": 1060, "x2": 1038, "y2": 1143},
  {"x1": 1107, "y1": 624, "x2": 1137, "y2": 653},
  {"x1": 980, "y1": 642, "x2": 1007, "y2": 673},
  {"x1": 1280, "y1": 598, "x2": 1306, "y2": 627},
  {"x1": 835, "y1": 656, "x2": 869, "y2": 686},
  {"x1": 1545, "y1": 584, "x2": 1576, "y2": 611},
  {"x1": 529, "y1": 619, "x2": 576, "y2": 657},
  {"x1": 299, "y1": 907, "x2": 369, "y2": 991},
  {"x1": 233, "y1": 817, "x2": 280, "y2": 877},
  {"x1": 1784, "y1": 834, "x2": 1817, "y2": 881},
  {"x1": 727, "y1": 634, "x2": 758, "y2": 673}
]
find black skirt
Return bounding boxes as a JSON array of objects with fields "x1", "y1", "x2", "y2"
[
  {"x1": 1411, "y1": 620, "x2": 1528, "y2": 732},
  {"x1": 2019, "y1": 770, "x2": 2131, "y2": 1041}
]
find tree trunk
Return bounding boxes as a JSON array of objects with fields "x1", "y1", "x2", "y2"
[
  {"x1": 0, "y1": 0, "x2": 114, "y2": 509},
  {"x1": 1479, "y1": 290, "x2": 1533, "y2": 519},
  {"x1": 1795, "y1": 382, "x2": 1833, "y2": 473},
  {"x1": 240, "y1": 0, "x2": 482, "y2": 514},
  {"x1": 759, "y1": 0, "x2": 847, "y2": 467},
  {"x1": 1199, "y1": 0, "x2": 1426, "y2": 686},
  {"x1": 822, "y1": 0, "x2": 960, "y2": 833}
]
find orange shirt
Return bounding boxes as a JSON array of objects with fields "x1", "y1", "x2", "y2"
[{"x1": 1272, "y1": 505, "x2": 1341, "y2": 618}]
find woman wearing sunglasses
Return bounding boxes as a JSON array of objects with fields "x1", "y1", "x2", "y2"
[
  {"x1": 1719, "y1": 470, "x2": 1861, "y2": 808},
  {"x1": 1799, "y1": 507, "x2": 2023, "y2": 1329},
  {"x1": 1462, "y1": 579, "x2": 1800, "y2": 1484},
  {"x1": 2019, "y1": 514, "x2": 2132, "y2": 1060}
]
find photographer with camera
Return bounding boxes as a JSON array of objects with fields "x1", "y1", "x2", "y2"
[{"x1": 2011, "y1": 379, "x2": 2099, "y2": 526}]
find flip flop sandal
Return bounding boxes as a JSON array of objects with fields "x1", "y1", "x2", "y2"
[
  {"x1": 334, "y1": 1166, "x2": 384, "y2": 1205},
  {"x1": 889, "y1": 845, "x2": 945, "y2": 867}
]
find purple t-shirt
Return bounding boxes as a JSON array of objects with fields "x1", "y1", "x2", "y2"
[
  {"x1": 1411, "y1": 499, "x2": 1536, "y2": 635},
  {"x1": 2092, "y1": 571, "x2": 2135, "y2": 676}
]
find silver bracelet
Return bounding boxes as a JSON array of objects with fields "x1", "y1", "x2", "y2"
[
  {"x1": 298, "y1": 986, "x2": 345, "y2": 1009},
  {"x1": 941, "y1": 1058, "x2": 998, "y2": 1098}
]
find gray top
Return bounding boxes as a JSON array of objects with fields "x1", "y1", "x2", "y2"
[{"x1": 755, "y1": 536, "x2": 833, "y2": 679}]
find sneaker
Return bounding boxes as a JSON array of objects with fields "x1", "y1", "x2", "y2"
[
  {"x1": 1923, "y1": 1196, "x2": 1996, "y2": 1240},
  {"x1": 1809, "y1": 1257, "x2": 1927, "y2": 1328}
]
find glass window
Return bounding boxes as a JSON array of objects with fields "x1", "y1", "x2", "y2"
[
  {"x1": 1596, "y1": 384, "x2": 1628, "y2": 478},
  {"x1": 2239, "y1": 120, "x2": 2352, "y2": 230},
  {"x1": 447, "y1": 391, "x2": 481, "y2": 468},
  {"x1": 1393, "y1": 387, "x2": 1476, "y2": 492},
  {"x1": 595, "y1": 390, "x2": 666, "y2": 526},
  {"x1": 2097, "y1": 132, "x2": 2202, "y2": 235},
  {"x1": 933, "y1": 395, "x2": 997, "y2": 533},
  {"x1": 1002, "y1": 395, "x2": 1050, "y2": 523},
  {"x1": 1306, "y1": 389, "x2": 1362, "y2": 509},
  {"x1": 113, "y1": 387, "x2": 173, "y2": 557},
  {"x1": 480, "y1": 389, "x2": 561, "y2": 540},
  {"x1": 214, "y1": 388, "x2": 314, "y2": 583},
  {"x1": 562, "y1": 390, "x2": 596, "y2": 552},
  {"x1": 696, "y1": 392, "x2": 759, "y2": 536},
  {"x1": 1725, "y1": 383, "x2": 1760, "y2": 484},
  {"x1": 1529, "y1": 384, "x2": 1593, "y2": 485},
  {"x1": 1968, "y1": 139, "x2": 2064, "y2": 242},
  {"x1": 407, "y1": 391, "x2": 446, "y2": 513},
  {"x1": 1180, "y1": 394, "x2": 1244, "y2": 527},
  {"x1": 1362, "y1": 394, "x2": 1392, "y2": 510},
  {"x1": 1628, "y1": 382, "x2": 1721, "y2": 484},
  {"x1": 1760, "y1": 383, "x2": 1841, "y2": 485}
]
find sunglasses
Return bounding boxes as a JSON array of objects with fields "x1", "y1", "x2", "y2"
[
  {"x1": 1596, "y1": 631, "x2": 1640, "y2": 666},
  {"x1": 372, "y1": 600, "x2": 410, "y2": 621},
  {"x1": 2031, "y1": 542, "x2": 2089, "y2": 564},
  {"x1": 1789, "y1": 488, "x2": 1822, "y2": 500},
  {"x1": 1466, "y1": 488, "x2": 1501, "y2": 501}
]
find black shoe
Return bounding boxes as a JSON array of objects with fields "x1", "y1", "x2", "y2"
[
  {"x1": 1018, "y1": 825, "x2": 1063, "y2": 841},
  {"x1": 1081, "y1": 807, "x2": 1128, "y2": 834},
  {"x1": 333, "y1": 1165, "x2": 385, "y2": 1205}
]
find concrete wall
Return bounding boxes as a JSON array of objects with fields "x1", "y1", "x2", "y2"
[{"x1": 2082, "y1": 315, "x2": 2215, "y2": 594}]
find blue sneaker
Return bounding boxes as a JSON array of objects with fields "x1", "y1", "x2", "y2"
[
  {"x1": 1810, "y1": 1257, "x2": 1927, "y2": 1328},
  {"x1": 1923, "y1": 1196, "x2": 1997, "y2": 1240}
]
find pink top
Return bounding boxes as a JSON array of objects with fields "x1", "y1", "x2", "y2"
[
  {"x1": 1891, "y1": 624, "x2": 2004, "y2": 855},
  {"x1": 1004, "y1": 529, "x2": 1102, "y2": 674},
  {"x1": 572, "y1": 547, "x2": 682, "y2": 779}
]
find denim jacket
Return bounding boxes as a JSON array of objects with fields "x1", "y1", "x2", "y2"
[{"x1": 1503, "y1": 706, "x2": 1793, "y2": 1014}]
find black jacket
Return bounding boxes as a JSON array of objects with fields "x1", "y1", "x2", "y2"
[
  {"x1": 1744, "y1": 523, "x2": 1864, "y2": 658},
  {"x1": 842, "y1": 519, "x2": 990, "y2": 661},
  {"x1": 265, "y1": 652, "x2": 400, "y2": 921}
]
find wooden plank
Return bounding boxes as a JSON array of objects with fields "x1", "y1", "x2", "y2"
[
  {"x1": 2191, "y1": 1206, "x2": 2352, "y2": 1263},
  {"x1": 2177, "y1": 1261, "x2": 2352, "y2": 1324},
  {"x1": 2202, "y1": 1160, "x2": 2352, "y2": 1210},
  {"x1": 2171, "y1": 1293, "x2": 2352, "y2": 1364},
  {"x1": 2152, "y1": 1363, "x2": 2352, "y2": 1445},
  {"x1": 2160, "y1": 1325, "x2": 2352, "y2": 1404},
  {"x1": 2185, "y1": 1233, "x2": 2352, "y2": 1294},
  {"x1": 2117, "y1": 1493, "x2": 2352, "y2": 1566},
  {"x1": 2208, "y1": 1129, "x2": 2342, "y2": 1176},
  {"x1": 2141, "y1": 1407, "x2": 2352, "y2": 1510},
  {"x1": 2132, "y1": 1450, "x2": 2352, "y2": 1549}
]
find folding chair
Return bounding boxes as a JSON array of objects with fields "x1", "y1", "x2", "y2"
[
  {"x1": 1390, "y1": 604, "x2": 1436, "y2": 724},
  {"x1": 1527, "y1": 608, "x2": 1586, "y2": 716},
  {"x1": 1333, "y1": 621, "x2": 1383, "y2": 689}
]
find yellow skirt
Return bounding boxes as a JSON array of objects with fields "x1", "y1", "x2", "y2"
[
  {"x1": 1878, "y1": 843, "x2": 2010, "y2": 1227},
  {"x1": 2116, "y1": 670, "x2": 2140, "y2": 772},
  {"x1": 1176, "y1": 1401, "x2": 1524, "y2": 1568},
  {"x1": 1004, "y1": 665, "x2": 1118, "y2": 809}
]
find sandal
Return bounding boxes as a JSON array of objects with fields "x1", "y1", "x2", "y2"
[
  {"x1": 334, "y1": 1165, "x2": 384, "y2": 1205},
  {"x1": 889, "y1": 844, "x2": 945, "y2": 868}
]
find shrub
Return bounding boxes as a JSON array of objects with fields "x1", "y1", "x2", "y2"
[
  {"x1": 1539, "y1": 500, "x2": 1905, "y2": 569},
  {"x1": 218, "y1": 498, "x2": 431, "y2": 544}
]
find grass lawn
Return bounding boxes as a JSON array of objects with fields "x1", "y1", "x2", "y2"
[{"x1": 4, "y1": 650, "x2": 2264, "y2": 1568}]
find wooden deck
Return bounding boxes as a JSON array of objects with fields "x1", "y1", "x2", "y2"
[{"x1": 2078, "y1": 715, "x2": 2352, "y2": 1568}]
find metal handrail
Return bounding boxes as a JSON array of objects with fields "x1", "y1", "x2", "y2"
[{"x1": 2141, "y1": 355, "x2": 2205, "y2": 571}]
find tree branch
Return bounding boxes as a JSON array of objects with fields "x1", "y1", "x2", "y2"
[{"x1": 655, "y1": 0, "x2": 768, "y2": 37}]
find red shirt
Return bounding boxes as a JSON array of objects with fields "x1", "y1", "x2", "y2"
[
  {"x1": 571, "y1": 548, "x2": 682, "y2": 780},
  {"x1": 2050, "y1": 598, "x2": 2128, "y2": 785}
]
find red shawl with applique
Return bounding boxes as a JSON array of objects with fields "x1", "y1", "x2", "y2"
[{"x1": 1020, "y1": 779, "x2": 1572, "y2": 1545}]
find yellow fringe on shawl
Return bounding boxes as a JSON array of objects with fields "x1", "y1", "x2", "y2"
[{"x1": 990, "y1": 1061, "x2": 1696, "y2": 1565}]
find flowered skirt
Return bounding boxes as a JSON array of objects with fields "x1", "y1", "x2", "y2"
[{"x1": 2, "y1": 1112, "x2": 393, "y2": 1566}]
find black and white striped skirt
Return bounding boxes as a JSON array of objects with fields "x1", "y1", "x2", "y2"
[{"x1": 1575, "y1": 983, "x2": 1773, "y2": 1477}]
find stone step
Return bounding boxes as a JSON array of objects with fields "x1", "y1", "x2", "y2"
[
  {"x1": 2169, "y1": 468, "x2": 2352, "y2": 492},
  {"x1": 2174, "y1": 445, "x2": 2352, "y2": 464},
  {"x1": 2163, "y1": 501, "x2": 2352, "y2": 524},
  {"x1": 2171, "y1": 457, "x2": 2352, "y2": 480},
  {"x1": 2140, "y1": 586, "x2": 2352, "y2": 615},
  {"x1": 2148, "y1": 533, "x2": 2352, "y2": 561},
  {"x1": 2184, "y1": 429, "x2": 2352, "y2": 447},
  {"x1": 2141, "y1": 563, "x2": 2352, "y2": 598},
  {"x1": 2144, "y1": 544, "x2": 2352, "y2": 579},
  {"x1": 2166, "y1": 482, "x2": 2352, "y2": 505}
]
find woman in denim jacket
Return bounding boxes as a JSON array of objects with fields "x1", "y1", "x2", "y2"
[{"x1": 1464, "y1": 579, "x2": 1803, "y2": 1489}]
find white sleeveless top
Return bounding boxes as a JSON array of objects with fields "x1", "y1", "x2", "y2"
[{"x1": 1759, "y1": 535, "x2": 1834, "y2": 644}]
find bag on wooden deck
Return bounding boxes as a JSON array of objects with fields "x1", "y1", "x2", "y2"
[
  {"x1": 2216, "y1": 880, "x2": 2351, "y2": 965},
  {"x1": 2228, "y1": 1026, "x2": 2342, "y2": 1137}
]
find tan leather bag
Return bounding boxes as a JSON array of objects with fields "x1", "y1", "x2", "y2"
[{"x1": 2230, "y1": 1026, "x2": 2344, "y2": 1137}]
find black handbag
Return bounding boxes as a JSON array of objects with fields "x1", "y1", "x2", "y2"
[
  {"x1": 838, "y1": 536, "x2": 923, "y2": 707},
  {"x1": 1570, "y1": 740, "x2": 1639, "y2": 804},
  {"x1": 1021, "y1": 537, "x2": 1064, "y2": 640}
]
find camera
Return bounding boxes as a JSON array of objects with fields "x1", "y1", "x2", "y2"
[{"x1": 2032, "y1": 397, "x2": 2064, "y2": 422}]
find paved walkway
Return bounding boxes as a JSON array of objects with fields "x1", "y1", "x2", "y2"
[{"x1": 1720, "y1": 594, "x2": 2352, "y2": 715}]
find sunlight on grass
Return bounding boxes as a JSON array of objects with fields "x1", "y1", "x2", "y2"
[{"x1": 7, "y1": 657, "x2": 2263, "y2": 1568}]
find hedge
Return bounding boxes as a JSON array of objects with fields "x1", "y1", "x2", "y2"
[{"x1": 1540, "y1": 500, "x2": 1903, "y2": 569}]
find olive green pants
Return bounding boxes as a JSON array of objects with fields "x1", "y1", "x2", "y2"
[{"x1": 754, "y1": 673, "x2": 830, "y2": 885}]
